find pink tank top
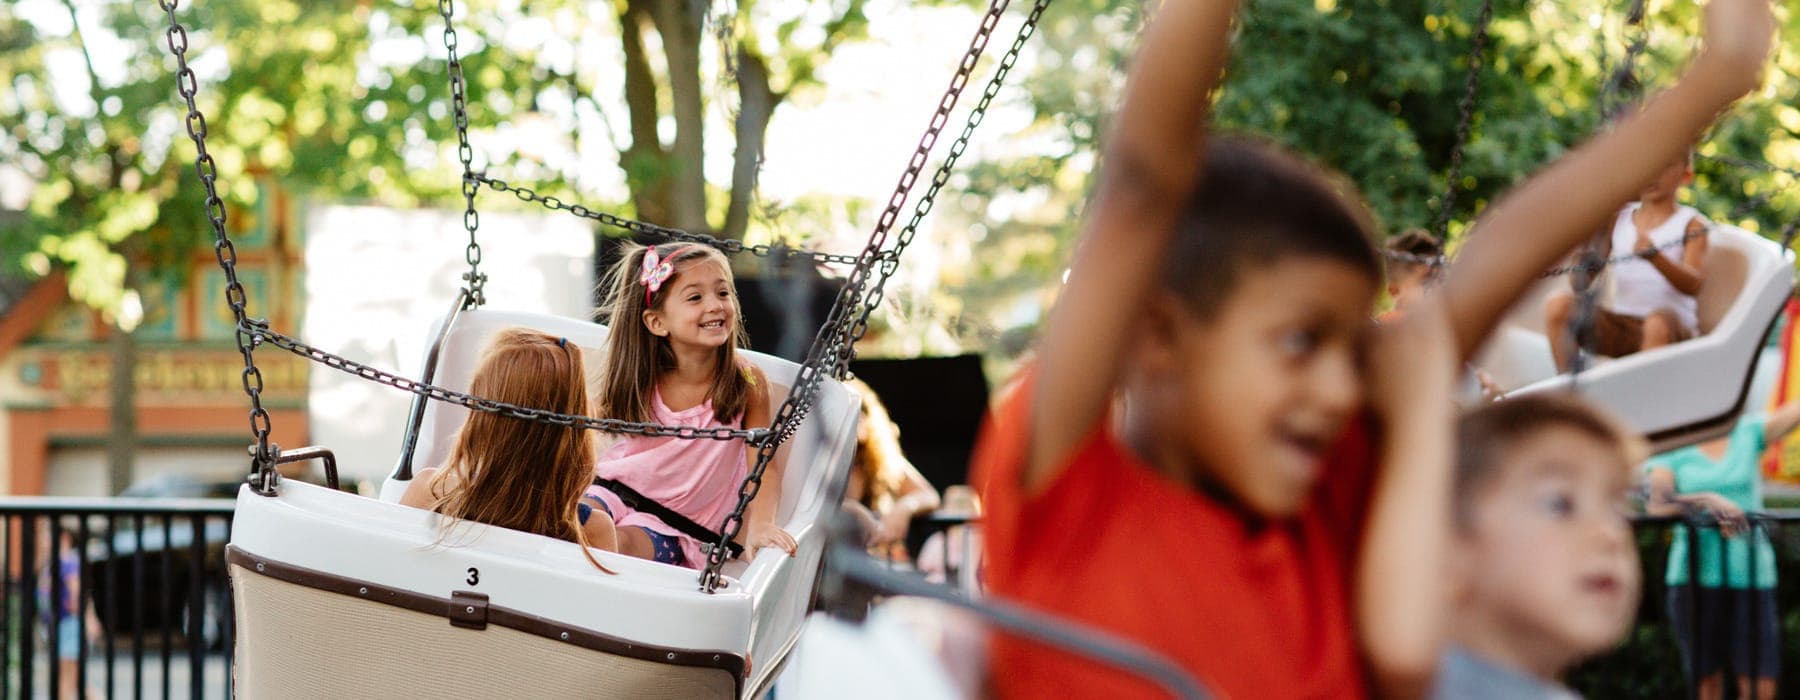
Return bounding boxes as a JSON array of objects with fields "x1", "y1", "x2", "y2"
[{"x1": 588, "y1": 387, "x2": 750, "y2": 567}]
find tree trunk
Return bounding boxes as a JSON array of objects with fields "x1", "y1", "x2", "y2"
[
  {"x1": 107, "y1": 324, "x2": 135, "y2": 494},
  {"x1": 649, "y1": 0, "x2": 709, "y2": 232},
  {"x1": 724, "y1": 51, "x2": 780, "y2": 241},
  {"x1": 618, "y1": 0, "x2": 671, "y2": 224}
]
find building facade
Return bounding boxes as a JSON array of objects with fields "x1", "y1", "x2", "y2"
[{"x1": 0, "y1": 185, "x2": 308, "y2": 496}]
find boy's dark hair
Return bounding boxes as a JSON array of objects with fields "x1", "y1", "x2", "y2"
[
  {"x1": 1162, "y1": 136, "x2": 1381, "y2": 318},
  {"x1": 1384, "y1": 228, "x2": 1443, "y2": 279},
  {"x1": 1454, "y1": 395, "x2": 1645, "y2": 529}
]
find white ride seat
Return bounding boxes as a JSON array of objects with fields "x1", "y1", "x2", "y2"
[
  {"x1": 1473, "y1": 224, "x2": 1794, "y2": 451},
  {"x1": 229, "y1": 309, "x2": 862, "y2": 699}
]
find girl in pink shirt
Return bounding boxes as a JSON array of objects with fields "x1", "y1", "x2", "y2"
[{"x1": 588, "y1": 242, "x2": 797, "y2": 568}]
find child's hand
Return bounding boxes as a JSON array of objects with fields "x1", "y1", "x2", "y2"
[
  {"x1": 1697, "y1": 0, "x2": 1774, "y2": 95},
  {"x1": 745, "y1": 520, "x2": 797, "y2": 557},
  {"x1": 1365, "y1": 295, "x2": 1456, "y2": 424},
  {"x1": 1634, "y1": 229, "x2": 1657, "y2": 259},
  {"x1": 1473, "y1": 368, "x2": 1504, "y2": 402},
  {"x1": 1690, "y1": 493, "x2": 1749, "y2": 537},
  {"x1": 871, "y1": 507, "x2": 915, "y2": 547},
  {"x1": 844, "y1": 501, "x2": 881, "y2": 543}
]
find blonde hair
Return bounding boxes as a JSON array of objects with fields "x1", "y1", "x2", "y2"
[
  {"x1": 597, "y1": 242, "x2": 752, "y2": 424},
  {"x1": 848, "y1": 378, "x2": 908, "y2": 513},
  {"x1": 431, "y1": 328, "x2": 610, "y2": 572}
]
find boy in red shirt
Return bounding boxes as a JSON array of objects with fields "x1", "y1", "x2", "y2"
[{"x1": 975, "y1": 0, "x2": 1774, "y2": 697}]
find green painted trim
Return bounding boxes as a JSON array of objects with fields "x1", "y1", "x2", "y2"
[
  {"x1": 50, "y1": 434, "x2": 257, "y2": 449},
  {"x1": 16, "y1": 340, "x2": 245, "y2": 352}
]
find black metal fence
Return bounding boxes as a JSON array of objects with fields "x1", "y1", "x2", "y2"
[
  {"x1": 1, "y1": 498, "x2": 236, "y2": 700},
  {"x1": 1570, "y1": 511, "x2": 1800, "y2": 699},
  {"x1": 5, "y1": 495, "x2": 1800, "y2": 699}
]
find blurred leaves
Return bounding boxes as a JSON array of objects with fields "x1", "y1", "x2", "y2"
[{"x1": 920, "y1": 0, "x2": 1800, "y2": 361}]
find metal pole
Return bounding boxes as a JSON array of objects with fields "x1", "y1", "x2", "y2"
[
  {"x1": 78, "y1": 515, "x2": 92, "y2": 698},
  {"x1": 188, "y1": 514, "x2": 206, "y2": 700},
  {"x1": 161, "y1": 514, "x2": 174, "y2": 699},
  {"x1": 21, "y1": 515, "x2": 39, "y2": 699}
]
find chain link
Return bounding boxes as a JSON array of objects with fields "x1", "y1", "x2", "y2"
[
  {"x1": 1598, "y1": 0, "x2": 1649, "y2": 120},
  {"x1": 478, "y1": 176, "x2": 865, "y2": 265},
  {"x1": 1701, "y1": 154, "x2": 1800, "y2": 182},
  {"x1": 710, "y1": 0, "x2": 740, "y2": 84},
  {"x1": 159, "y1": 0, "x2": 280, "y2": 495},
  {"x1": 1431, "y1": 0, "x2": 1494, "y2": 240},
  {"x1": 1566, "y1": 246, "x2": 1606, "y2": 383},
  {"x1": 700, "y1": 0, "x2": 1037, "y2": 591},
  {"x1": 839, "y1": 0, "x2": 1050, "y2": 376},
  {"x1": 249, "y1": 322, "x2": 770, "y2": 442},
  {"x1": 440, "y1": 0, "x2": 486, "y2": 307},
  {"x1": 1383, "y1": 227, "x2": 1709, "y2": 278}
]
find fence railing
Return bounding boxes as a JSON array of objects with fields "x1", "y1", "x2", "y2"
[
  {"x1": 6, "y1": 495, "x2": 1799, "y2": 699},
  {"x1": 2, "y1": 498, "x2": 237, "y2": 700}
]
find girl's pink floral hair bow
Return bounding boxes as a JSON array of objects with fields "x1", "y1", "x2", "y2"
[{"x1": 639, "y1": 246, "x2": 683, "y2": 306}]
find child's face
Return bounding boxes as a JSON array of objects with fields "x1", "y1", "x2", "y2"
[
  {"x1": 1139, "y1": 257, "x2": 1376, "y2": 517},
  {"x1": 644, "y1": 258, "x2": 737, "y2": 349},
  {"x1": 1387, "y1": 265, "x2": 1431, "y2": 309},
  {"x1": 1455, "y1": 426, "x2": 1639, "y2": 673}
]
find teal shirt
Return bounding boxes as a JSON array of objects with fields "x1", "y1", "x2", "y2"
[{"x1": 1648, "y1": 414, "x2": 1777, "y2": 589}]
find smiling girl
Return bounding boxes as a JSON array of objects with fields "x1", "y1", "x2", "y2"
[{"x1": 588, "y1": 243, "x2": 796, "y2": 568}]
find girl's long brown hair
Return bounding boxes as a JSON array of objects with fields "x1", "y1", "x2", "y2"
[
  {"x1": 848, "y1": 378, "x2": 907, "y2": 512},
  {"x1": 597, "y1": 242, "x2": 752, "y2": 424},
  {"x1": 430, "y1": 328, "x2": 610, "y2": 572}
]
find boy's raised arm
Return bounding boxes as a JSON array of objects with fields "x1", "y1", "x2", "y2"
[
  {"x1": 1440, "y1": 0, "x2": 1773, "y2": 361},
  {"x1": 1026, "y1": 0, "x2": 1239, "y2": 491}
]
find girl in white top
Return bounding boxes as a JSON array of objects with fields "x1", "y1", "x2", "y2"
[{"x1": 1544, "y1": 153, "x2": 1710, "y2": 371}]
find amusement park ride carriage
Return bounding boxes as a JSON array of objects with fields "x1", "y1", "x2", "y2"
[{"x1": 148, "y1": 0, "x2": 1795, "y2": 695}]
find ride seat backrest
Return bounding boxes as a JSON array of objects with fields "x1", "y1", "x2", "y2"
[
  {"x1": 1494, "y1": 225, "x2": 1759, "y2": 339},
  {"x1": 412, "y1": 311, "x2": 614, "y2": 484},
  {"x1": 1696, "y1": 232, "x2": 1750, "y2": 335},
  {"x1": 408, "y1": 309, "x2": 836, "y2": 530}
]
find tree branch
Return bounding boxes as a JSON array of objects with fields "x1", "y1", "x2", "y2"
[
  {"x1": 649, "y1": 0, "x2": 708, "y2": 231},
  {"x1": 619, "y1": 0, "x2": 671, "y2": 223},
  {"x1": 724, "y1": 49, "x2": 779, "y2": 240}
]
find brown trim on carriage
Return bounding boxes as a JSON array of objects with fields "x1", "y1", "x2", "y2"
[
  {"x1": 225, "y1": 545, "x2": 748, "y2": 688},
  {"x1": 1646, "y1": 308, "x2": 1787, "y2": 450}
]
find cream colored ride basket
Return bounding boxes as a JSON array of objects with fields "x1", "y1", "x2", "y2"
[
  {"x1": 227, "y1": 309, "x2": 862, "y2": 699},
  {"x1": 1471, "y1": 224, "x2": 1795, "y2": 451}
]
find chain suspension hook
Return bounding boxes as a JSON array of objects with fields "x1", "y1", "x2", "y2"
[
  {"x1": 441, "y1": 0, "x2": 486, "y2": 307},
  {"x1": 159, "y1": 0, "x2": 279, "y2": 495}
]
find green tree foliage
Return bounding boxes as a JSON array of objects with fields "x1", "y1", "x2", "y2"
[
  {"x1": 928, "y1": 0, "x2": 1800, "y2": 360},
  {"x1": 1, "y1": 0, "x2": 871, "y2": 318}
]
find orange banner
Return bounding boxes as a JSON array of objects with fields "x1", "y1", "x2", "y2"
[{"x1": 1765, "y1": 298, "x2": 1800, "y2": 481}]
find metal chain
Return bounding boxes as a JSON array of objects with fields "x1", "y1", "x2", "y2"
[
  {"x1": 1570, "y1": 0, "x2": 1650, "y2": 390},
  {"x1": 710, "y1": 0, "x2": 740, "y2": 83},
  {"x1": 479, "y1": 175, "x2": 865, "y2": 265},
  {"x1": 1702, "y1": 154, "x2": 1800, "y2": 182},
  {"x1": 838, "y1": 0, "x2": 1051, "y2": 376},
  {"x1": 699, "y1": 0, "x2": 1032, "y2": 591},
  {"x1": 1598, "y1": 0, "x2": 1649, "y2": 120},
  {"x1": 250, "y1": 322, "x2": 770, "y2": 442},
  {"x1": 1566, "y1": 246, "x2": 1606, "y2": 383},
  {"x1": 1383, "y1": 227, "x2": 1708, "y2": 277},
  {"x1": 1431, "y1": 0, "x2": 1495, "y2": 240},
  {"x1": 440, "y1": 0, "x2": 486, "y2": 307},
  {"x1": 159, "y1": 0, "x2": 280, "y2": 495}
]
